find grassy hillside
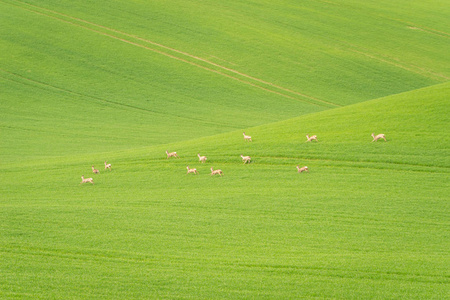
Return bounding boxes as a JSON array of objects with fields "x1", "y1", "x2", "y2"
[
  {"x1": 2, "y1": 0, "x2": 449, "y2": 161},
  {"x1": 1, "y1": 0, "x2": 449, "y2": 298},
  {"x1": 0, "y1": 67, "x2": 324, "y2": 162},
  {"x1": 1, "y1": 83, "x2": 448, "y2": 299},
  {"x1": 1, "y1": 0, "x2": 449, "y2": 112}
]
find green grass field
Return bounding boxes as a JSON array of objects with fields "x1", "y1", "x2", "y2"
[{"x1": 1, "y1": 0, "x2": 449, "y2": 298}]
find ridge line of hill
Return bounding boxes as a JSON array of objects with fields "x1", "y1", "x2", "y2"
[
  {"x1": 111, "y1": 80, "x2": 449, "y2": 152},
  {"x1": 150, "y1": 81, "x2": 449, "y2": 149},
  {"x1": 2, "y1": 82, "x2": 447, "y2": 169}
]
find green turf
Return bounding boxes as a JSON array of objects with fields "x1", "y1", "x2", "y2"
[
  {"x1": 1, "y1": 0, "x2": 449, "y2": 298},
  {"x1": 2, "y1": 83, "x2": 449, "y2": 299},
  {"x1": 3, "y1": 0, "x2": 449, "y2": 105}
]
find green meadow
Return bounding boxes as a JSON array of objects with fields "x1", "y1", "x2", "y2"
[{"x1": 1, "y1": 0, "x2": 449, "y2": 298}]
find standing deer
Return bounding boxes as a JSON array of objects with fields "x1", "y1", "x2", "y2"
[
  {"x1": 240, "y1": 155, "x2": 251, "y2": 164},
  {"x1": 243, "y1": 132, "x2": 252, "y2": 142}
]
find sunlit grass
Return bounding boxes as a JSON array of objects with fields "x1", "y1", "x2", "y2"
[{"x1": 1, "y1": 0, "x2": 449, "y2": 298}]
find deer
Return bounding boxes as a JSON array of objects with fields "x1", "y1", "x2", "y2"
[
  {"x1": 306, "y1": 134, "x2": 318, "y2": 142},
  {"x1": 104, "y1": 161, "x2": 112, "y2": 171},
  {"x1": 243, "y1": 132, "x2": 252, "y2": 142},
  {"x1": 210, "y1": 167, "x2": 223, "y2": 176},
  {"x1": 197, "y1": 153, "x2": 207, "y2": 163},
  {"x1": 80, "y1": 175, "x2": 94, "y2": 185},
  {"x1": 186, "y1": 166, "x2": 198, "y2": 175},
  {"x1": 240, "y1": 155, "x2": 251, "y2": 164},
  {"x1": 371, "y1": 133, "x2": 386, "y2": 142},
  {"x1": 92, "y1": 166, "x2": 99, "y2": 174},
  {"x1": 166, "y1": 150, "x2": 179, "y2": 159},
  {"x1": 296, "y1": 165, "x2": 309, "y2": 173}
]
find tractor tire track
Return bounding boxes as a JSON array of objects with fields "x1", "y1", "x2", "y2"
[{"x1": 343, "y1": 43, "x2": 450, "y2": 81}]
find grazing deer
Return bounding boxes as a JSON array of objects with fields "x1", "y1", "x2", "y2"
[
  {"x1": 210, "y1": 167, "x2": 223, "y2": 176},
  {"x1": 371, "y1": 133, "x2": 386, "y2": 142},
  {"x1": 166, "y1": 150, "x2": 179, "y2": 159},
  {"x1": 243, "y1": 132, "x2": 252, "y2": 142},
  {"x1": 186, "y1": 166, "x2": 198, "y2": 175},
  {"x1": 240, "y1": 155, "x2": 251, "y2": 164},
  {"x1": 92, "y1": 166, "x2": 99, "y2": 174},
  {"x1": 197, "y1": 153, "x2": 207, "y2": 163},
  {"x1": 306, "y1": 134, "x2": 318, "y2": 142},
  {"x1": 80, "y1": 175, "x2": 94, "y2": 184},
  {"x1": 296, "y1": 165, "x2": 309, "y2": 173}
]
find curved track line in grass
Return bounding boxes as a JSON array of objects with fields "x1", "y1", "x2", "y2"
[
  {"x1": 295, "y1": 1, "x2": 449, "y2": 81},
  {"x1": 383, "y1": 14, "x2": 450, "y2": 39},
  {"x1": 360, "y1": 13, "x2": 450, "y2": 80},
  {"x1": 321, "y1": 31, "x2": 449, "y2": 81},
  {"x1": 0, "y1": 69, "x2": 241, "y2": 127},
  {"x1": 344, "y1": 44, "x2": 450, "y2": 81},
  {"x1": 406, "y1": 25, "x2": 450, "y2": 39},
  {"x1": 3, "y1": 0, "x2": 338, "y2": 108},
  {"x1": 317, "y1": 0, "x2": 450, "y2": 38}
]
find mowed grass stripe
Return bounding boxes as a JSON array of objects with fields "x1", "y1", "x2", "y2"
[{"x1": 2, "y1": 0, "x2": 338, "y2": 108}]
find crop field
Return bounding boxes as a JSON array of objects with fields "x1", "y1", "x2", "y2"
[{"x1": 1, "y1": 0, "x2": 449, "y2": 298}]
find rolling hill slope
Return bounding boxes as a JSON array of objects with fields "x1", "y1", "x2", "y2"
[
  {"x1": 2, "y1": 0, "x2": 449, "y2": 162},
  {"x1": 1, "y1": 0, "x2": 449, "y2": 115},
  {"x1": 1, "y1": 0, "x2": 449, "y2": 298},
  {"x1": 1, "y1": 82, "x2": 448, "y2": 299}
]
